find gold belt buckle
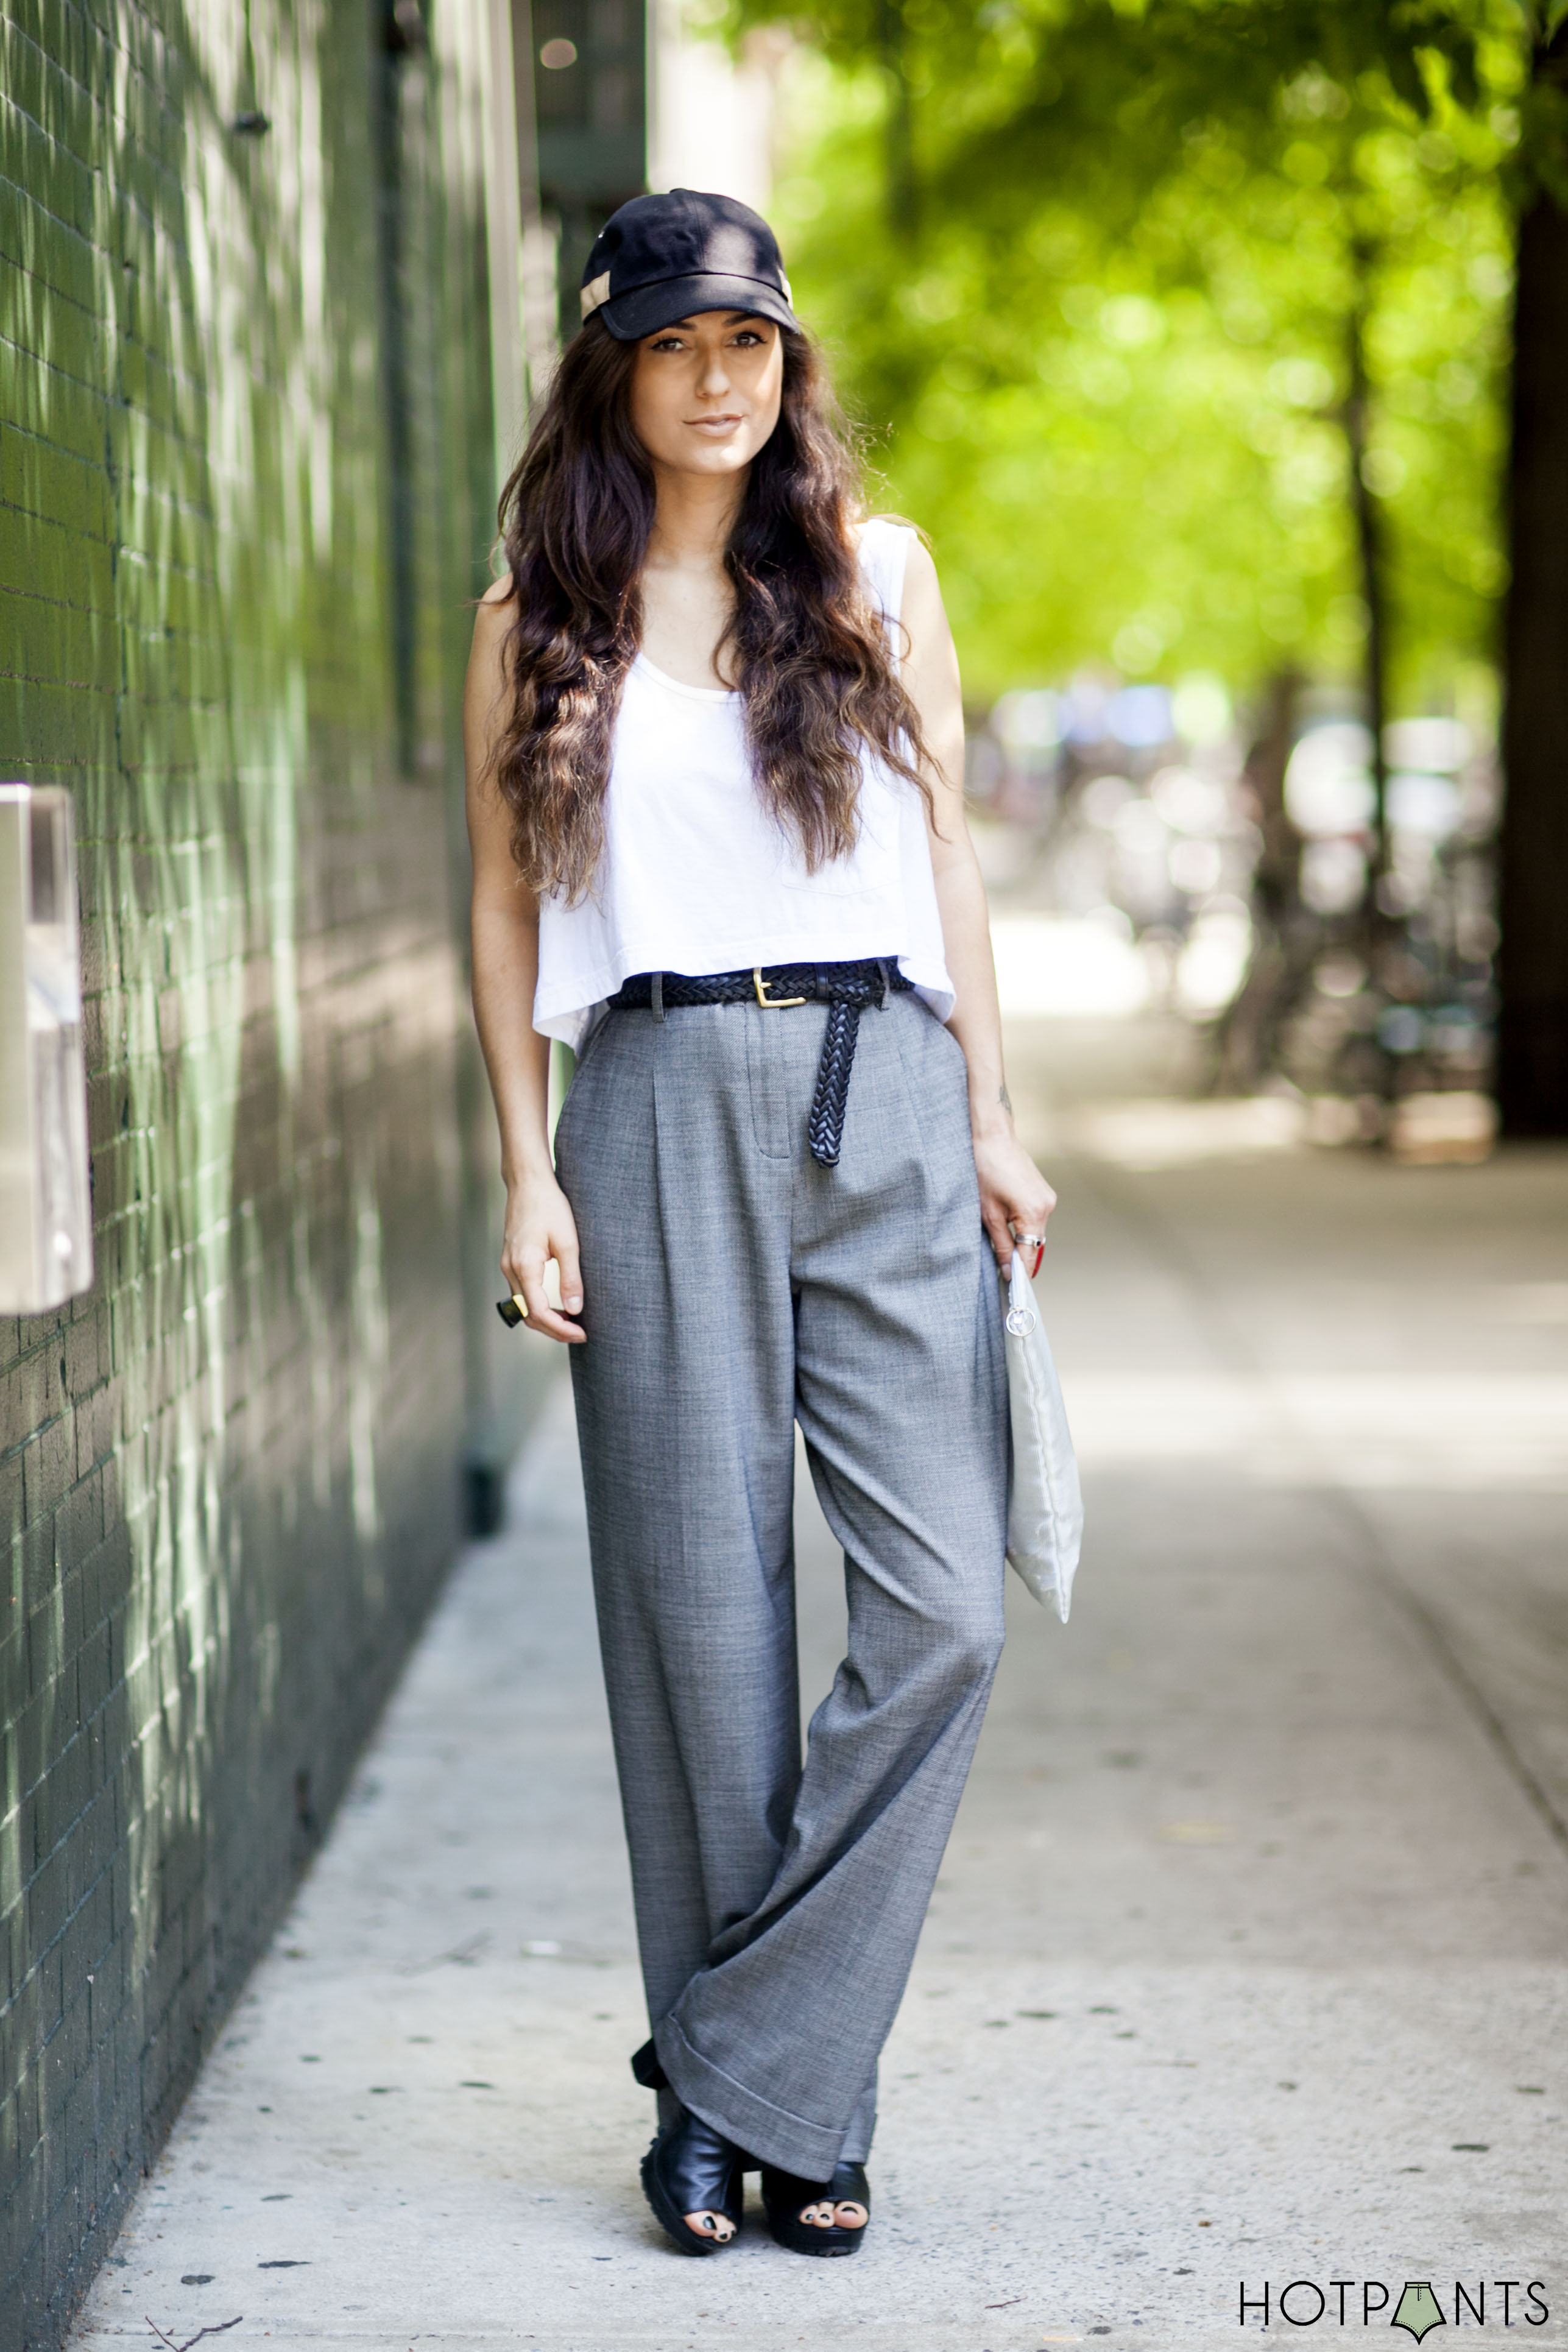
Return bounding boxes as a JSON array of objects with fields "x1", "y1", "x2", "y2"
[{"x1": 753, "y1": 965, "x2": 806, "y2": 1009}]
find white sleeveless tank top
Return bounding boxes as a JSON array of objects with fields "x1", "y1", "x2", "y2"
[{"x1": 532, "y1": 518, "x2": 955, "y2": 1046}]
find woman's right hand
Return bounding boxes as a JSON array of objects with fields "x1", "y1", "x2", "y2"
[{"x1": 503, "y1": 1171, "x2": 586, "y2": 1344}]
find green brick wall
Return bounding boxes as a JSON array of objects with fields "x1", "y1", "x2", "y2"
[{"x1": 0, "y1": 3, "x2": 527, "y2": 2341}]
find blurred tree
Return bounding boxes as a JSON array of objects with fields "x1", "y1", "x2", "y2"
[
  {"x1": 742, "y1": 0, "x2": 1567, "y2": 1128},
  {"x1": 772, "y1": 63, "x2": 1503, "y2": 691}
]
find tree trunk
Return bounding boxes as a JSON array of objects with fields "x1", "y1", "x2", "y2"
[
  {"x1": 1209, "y1": 669, "x2": 1305, "y2": 1093},
  {"x1": 1499, "y1": 187, "x2": 1568, "y2": 1135},
  {"x1": 1344, "y1": 245, "x2": 1390, "y2": 902}
]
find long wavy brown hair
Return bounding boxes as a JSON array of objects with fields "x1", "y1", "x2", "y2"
[{"x1": 488, "y1": 314, "x2": 933, "y2": 902}]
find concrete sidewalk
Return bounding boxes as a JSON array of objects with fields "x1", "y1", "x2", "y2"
[{"x1": 71, "y1": 1022, "x2": 1568, "y2": 2352}]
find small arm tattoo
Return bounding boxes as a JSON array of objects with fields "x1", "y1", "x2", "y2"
[{"x1": 998, "y1": 1084, "x2": 1012, "y2": 1114}]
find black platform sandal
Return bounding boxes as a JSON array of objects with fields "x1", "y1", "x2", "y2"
[
  {"x1": 640, "y1": 2105, "x2": 746, "y2": 2256},
  {"x1": 760, "y1": 2159, "x2": 871, "y2": 2257}
]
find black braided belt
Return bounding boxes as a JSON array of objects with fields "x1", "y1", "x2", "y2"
[{"x1": 607, "y1": 959, "x2": 913, "y2": 1167}]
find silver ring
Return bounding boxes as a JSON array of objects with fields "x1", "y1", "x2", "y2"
[{"x1": 1015, "y1": 1231, "x2": 1044, "y2": 1249}]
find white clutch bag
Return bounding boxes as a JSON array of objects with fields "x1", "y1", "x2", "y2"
[{"x1": 1002, "y1": 1246, "x2": 1084, "y2": 1623}]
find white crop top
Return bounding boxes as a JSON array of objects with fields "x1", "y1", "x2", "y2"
[{"x1": 531, "y1": 517, "x2": 955, "y2": 1047}]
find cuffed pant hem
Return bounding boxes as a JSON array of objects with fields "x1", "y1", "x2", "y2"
[{"x1": 653, "y1": 2013, "x2": 853, "y2": 2180}]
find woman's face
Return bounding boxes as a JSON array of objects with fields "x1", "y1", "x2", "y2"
[{"x1": 628, "y1": 310, "x2": 784, "y2": 482}]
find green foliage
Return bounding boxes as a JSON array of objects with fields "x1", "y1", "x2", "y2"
[{"x1": 748, "y1": 0, "x2": 1519, "y2": 703}]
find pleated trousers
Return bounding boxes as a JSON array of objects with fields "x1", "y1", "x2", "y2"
[{"x1": 553, "y1": 986, "x2": 1008, "y2": 2181}]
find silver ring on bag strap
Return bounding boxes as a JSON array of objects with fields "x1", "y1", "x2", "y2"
[{"x1": 1010, "y1": 1225, "x2": 1047, "y2": 1284}]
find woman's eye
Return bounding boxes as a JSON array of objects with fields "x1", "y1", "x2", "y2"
[{"x1": 732, "y1": 331, "x2": 763, "y2": 346}]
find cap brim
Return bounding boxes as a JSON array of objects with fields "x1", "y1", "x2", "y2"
[{"x1": 596, "y1": 272, "x2": 800, "y2": 341}]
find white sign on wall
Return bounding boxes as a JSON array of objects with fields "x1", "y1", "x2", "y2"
[{"x1": 0, "y1": 786, "x2": 94, "y2": 1313}]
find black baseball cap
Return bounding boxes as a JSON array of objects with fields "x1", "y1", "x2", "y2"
[{"x1": 579, "y1": 188, "x2": 800, "y2": 341}]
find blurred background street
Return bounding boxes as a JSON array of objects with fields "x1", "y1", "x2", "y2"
[{"x1": 5, "y1": 1, "x2": 1567, "y2": 2347}]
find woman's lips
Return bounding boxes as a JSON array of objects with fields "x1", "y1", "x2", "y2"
[{"x1": 687, "y1": 414, "x2": 744, "y2": 433}]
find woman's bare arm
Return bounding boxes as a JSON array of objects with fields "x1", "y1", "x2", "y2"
[
  {"x1": 465, "y1": 579, "x2": 585, "y2": 1342},
  {"x1": 897, "y1": 537, "x2": 1056, "y2": 1268}
]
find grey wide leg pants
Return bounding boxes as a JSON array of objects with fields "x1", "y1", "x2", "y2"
[{"x1": 553, "y1": 987, "x2": 1008, "y2": 2181}]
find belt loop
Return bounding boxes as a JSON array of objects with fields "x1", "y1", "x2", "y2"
[
  {"x1": 875, "y1": 957, "x2": 890, "y2": 1008},
  {"x1": 651, "y1": 971, "x2": 665, "y2": 1023}
]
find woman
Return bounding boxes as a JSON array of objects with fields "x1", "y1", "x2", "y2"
[{"x1": 464, "y1": 188, "x2": 1055, "y2": 2259}]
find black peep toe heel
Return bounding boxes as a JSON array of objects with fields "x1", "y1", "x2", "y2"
[
  {"x1": 760, "y1": 2158, "x2": 871, "y2": 2257},
  {"x1": 640, "y1": 2104, "x2": 746, "y2": 2255},
  {"x1": 633, "y1": 2042, "x2": 745, "y2": 2258}
]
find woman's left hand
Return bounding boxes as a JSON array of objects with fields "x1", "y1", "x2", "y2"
[{"x1": 972, "y1": 1125, "x2": 1057, "y2": 1276}]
